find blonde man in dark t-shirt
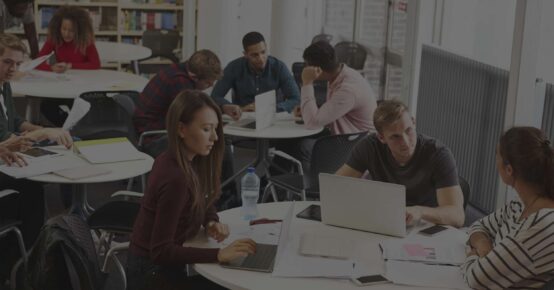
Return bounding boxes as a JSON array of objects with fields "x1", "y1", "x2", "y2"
[{"x1": 336, "y1": 100, "x2": 465, "y2": 227}]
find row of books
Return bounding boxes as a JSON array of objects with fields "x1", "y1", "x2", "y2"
[
  {"x1": 39, "y1": 7, "x2": 105, "y2": 30},
  {"x1": 121, "y1": 10, "x2": 178, "y2": 31},
  {"x1": 119, "y1": 0, "x2": 177, "y2": 4}
]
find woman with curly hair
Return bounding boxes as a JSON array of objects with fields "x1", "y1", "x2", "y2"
[
  {"x1": 37, "y1": 5, "x2": 101, "y2": 127},
  {"x1": 36, "y1": 5, "x2": 100, "y2": 72}
]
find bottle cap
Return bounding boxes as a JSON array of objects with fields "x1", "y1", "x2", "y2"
[{"x1": 247, "y1": 167, "x2": 255, "y2": 173}]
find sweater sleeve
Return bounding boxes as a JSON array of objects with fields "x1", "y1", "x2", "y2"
[
  {"x1": 35, "y1": 40, "x2": 54, "y2": 71},
  {"x1": 149, "y1": 174, "x2": 219, "y2": 266},
  {"x1": 70, "y1": 43, "x2": 101, "y2": 70},
  {"x1": 462, "y1": 210, "x2": 554, "y2": 289},
  {"x1": 300, "y1": 84, "x2": 355, "y2": 130}
]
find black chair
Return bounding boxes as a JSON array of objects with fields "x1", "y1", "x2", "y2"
[
  {"x1": 311, "y1": 33, "x2": 333, "y2": 44},
  {"x1": 0, "y1": 190, "x2": 28, "y2": 290},
  {"x1": 291, "y1": 62, "x2": 327, "y2": 107},
  {"x1": 134, "y1": 29, "x2": 180, "y2": 75},
  {"x1": 334, "y1": 41, "x2": 367, "y2": 70},
  {"x1": 70, "y1": 90, "x2": 140, "y2": 144},
  {"x1": 262, "y1": 132, "x2": 367, "y2": 201}
]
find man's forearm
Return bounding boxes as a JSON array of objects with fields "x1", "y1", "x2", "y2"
[{"x1": 420, "y1": 205, "x2": 465, "y2": 227}]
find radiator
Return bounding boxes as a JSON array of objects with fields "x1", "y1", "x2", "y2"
[
  {"x1": 416, "y1": 45, "x2": 509, "y2": 213},
  {"x1": 542, "y1": 83, "x2": 554, "y2": 142}
]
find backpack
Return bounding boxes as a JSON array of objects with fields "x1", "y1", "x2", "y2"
[{"x1": 24, "y1": 215, "x2": 105, "y2": 290}]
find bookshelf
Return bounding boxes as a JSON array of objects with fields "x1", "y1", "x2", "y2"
[{"x1": 27, "y1": 0, "x2": 184, "y2": 70}]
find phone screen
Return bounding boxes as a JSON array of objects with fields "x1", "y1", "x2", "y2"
[
  {"x1": 22, "y1": 147, "x2": 58, "y2": 158},
  {"x1": 296, "y1": 204, "x2": 321, "y2": 221},
  {"x1": 419, "y1": 225, "x2": 448, "y2": 236},
  {"x1": 357, "y1": 275, "x2": 388, "y2": 284}
]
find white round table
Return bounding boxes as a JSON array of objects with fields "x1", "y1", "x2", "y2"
[
  {"x1": 12, "y1": 69, "x2": 149, "y2": 122},
  {"x1": 95, "y1": 41, "x2": 152, "y2": 63},
  {"x1": 192, "y1": 202, "x2": 461, "y2": 290},
  {"x1": 222, "y1": 114, "x2": 322, "y2": 189},
  {"x1": 28, "y1": 145, "x2": 153, "y2": 217}
]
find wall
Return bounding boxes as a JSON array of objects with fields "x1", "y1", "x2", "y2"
[
  {"x1": 537, "y1": 0, "x2": 554, "y2": 83},
  {"x1": 196, "y1": 0, "x2": 272, "y2": 66}
]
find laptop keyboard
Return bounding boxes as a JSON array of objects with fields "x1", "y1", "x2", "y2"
[{"x1": 241, "y1": 243, "x2": 277, "y2": 270}]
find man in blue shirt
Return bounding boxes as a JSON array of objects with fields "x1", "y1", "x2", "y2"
[{"x1": 211, "y1": 31, "x2": 299, "y2": 120}]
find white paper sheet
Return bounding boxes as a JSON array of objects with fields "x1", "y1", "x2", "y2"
[
  {"x1": 385, "y1": 260, "x2": 471, "y2": 290},
  {"x1": 0, "y1": 154, "x2": 81, "y2": 179},
  {"x1": 381, "y1": 228, "x2": 467, "y2": 265},
  {"x1": 208, "y1": 223, "x2": 282, "y2": 247},
  {"x1": 271, "y1": 231, "x2": 356, "y2": 278},
  {"x1": 62, "y1": 98, "x2": 91, "y2": 130},
  {"x1": 19, "y1": 52, "x2": 54, "y2": 72},
  {"x1": 75, "y1": 138, "x2": 144, "y2": 164}
]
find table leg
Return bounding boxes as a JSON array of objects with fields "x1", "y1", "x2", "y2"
[
  {"x1": 69, "y1": 184, "x2": 93, "y2": 219},
  {"x1": 24, "y1": 96, "x2": 41, "y2": 123}
]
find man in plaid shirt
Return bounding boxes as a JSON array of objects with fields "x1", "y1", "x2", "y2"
[{"x1": 133, "y1": 49, "x2": 222, "y2": 157}]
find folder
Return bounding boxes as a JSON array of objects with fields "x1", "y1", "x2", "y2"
[{"x1": 73, "y1": 137, "x2": 144, "y2": 164}]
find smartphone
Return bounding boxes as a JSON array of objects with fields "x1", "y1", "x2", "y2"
[
  {"x1": 351, "y1": 274, "x2": 391, "y2": 286},
  {"x1": 47, "y1": 54, "x2": 57, "y2": 66},
  {"x1": 419, "y1": 225, "x2": 448, "y2": 236},
  {"x1": 296, "y1": 204, "x2": 321, "y2": 221}
]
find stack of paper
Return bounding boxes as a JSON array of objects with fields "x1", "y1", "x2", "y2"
[
  {"x1": 0, "y1": 154, "x2": 80, "y2": 179},
  {"x1": 54, "y1": 165, "x2": 111, "y2": 180},
  {"x1": 385, "y1": 260, "x2": 471, "y2": 290},
  {"x1": 74, "y1": 137, "x2": 144, "y2": 164},
  {"x1": 380, "y1": 238, "x2": 466, "y2": 265}
]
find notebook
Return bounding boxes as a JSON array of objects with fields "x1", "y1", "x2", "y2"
[{"x1": 53, "y1": 165, "x2": 111, "y2": 180}]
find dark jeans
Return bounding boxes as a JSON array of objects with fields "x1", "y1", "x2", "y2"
[
  {"x1": 126, "y1": 252, "x2": 227, "y2": 290},
  {"x1": 0, "y1": 175, "x2": 45, "y2": 282}
]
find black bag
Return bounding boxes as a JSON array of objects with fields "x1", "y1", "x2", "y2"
[{"x1": 24, "y1": 215, "x2": 105, "y2": 290}]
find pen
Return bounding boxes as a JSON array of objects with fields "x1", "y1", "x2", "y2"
[{"x1": 249, "y1": 218, "x2": 282, "y2": 225}]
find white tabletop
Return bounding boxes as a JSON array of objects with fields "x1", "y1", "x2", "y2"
[
  {"x1": 95, "y1": 41, "x2": 152, "y2": 63},
  {"x1": 12, "y1": 69, "x2": 149, "y2": 99},
  {"x1": 223, "y1": 113, "x2": 323, "y2": 139},
  {"x1": 192, "y1": 202, "x2": 462, "y2": 290},
  {"x1": 27, "y1": 145, "x2": 153, "y2": 184}
]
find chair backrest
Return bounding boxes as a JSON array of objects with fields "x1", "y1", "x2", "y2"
[
  {"x1": 141, "y1": 29, "x2": 180, "y2": 62},
  {"x1": 459, "y1": 176, "x2": 471, "y2": 209},
  {"x1": 307, "y1": 132, "x2": 367, "y2": 194},
  {"x1": 334, "y1": 41, "x2": 367, "y2": 70},
  {"x1": 291, "y1": 62, "x2": 327, "y2": 107},
  {"x1": 311, "y1": 33, "x2": 333, "y2": 44},
  {"x1": 71, "y1": 91, "x2": 140, "y2": 144}
]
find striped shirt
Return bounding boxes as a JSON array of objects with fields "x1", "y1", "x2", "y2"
[{"x1": 462, "y1": 201, "x2": 554, "y2": 289}]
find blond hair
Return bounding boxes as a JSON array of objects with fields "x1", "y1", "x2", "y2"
[
  {"x1": 373, "y1": 100, "x2": 409, "y2": 133},
  {"x1": 0, "y1": 33, "x2": 27, "y2": 56}
]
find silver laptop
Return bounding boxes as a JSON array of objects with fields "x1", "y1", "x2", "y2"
[
  {"x1": 319, "y1": 173, "x2": 406, "y2": 237},
  {"x1": 226, "y1": 90, "x2": 276, "y2": 130},
  {"x1": 221, "y1": 203, "x2": 294, "y2": 272}
]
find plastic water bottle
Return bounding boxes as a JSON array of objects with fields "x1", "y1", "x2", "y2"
[{"x1": 241, "y1": 167, "x2": 260, "y2": 221}]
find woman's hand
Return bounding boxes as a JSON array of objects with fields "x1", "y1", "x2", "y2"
[
  {"x1": 0, "y1": 135, "x2": 32, "y2": 152},
  {"x1": 206, "y1": 221, "x2": 229, "y2": 242},
  {"x1": 217, "y1": 238, "x2": 256, "y2": 263},
  {"x1": 52, "y1": 62, "x2": 70, "y2": 73},
  {"x1": 0, "y1": 146, "x2": 26, "y2": 167}
]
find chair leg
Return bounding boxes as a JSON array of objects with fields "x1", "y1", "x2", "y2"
[
  {"x1": 9, "y1": 227, "x2": 27, "y2": 290},
  {"x1": 301, "y1": 189, "x2": 306, "y2": 201},
  {"x1": 262, "y1": 182, "x2": 279, "y2": 202}
]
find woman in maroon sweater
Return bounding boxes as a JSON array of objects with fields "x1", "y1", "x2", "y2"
[{"x1": 127, "y1": 90, "x2": 256, "y2": 290}]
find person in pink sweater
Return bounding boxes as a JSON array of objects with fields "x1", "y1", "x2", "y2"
[
  {"x1": 36, "y1": 5, "x2": 100, "y2": 72},
  {"x1": 296, "y1": 41, "x2": 377, "y2": 135},
  {"x1": 292, "y1": 41, "x2": 377, "y2": 174},
  {"x1": 37, "y1": 6, "x2": 100, "y2": 127}
]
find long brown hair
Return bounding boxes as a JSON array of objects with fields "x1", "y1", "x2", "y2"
[
  {"x1": 499, "y1": 127, "x2": 554, "y2": 199},
  {"x1": 165, "y1": 90, "x2": 224, "y2": 217},
  {"x1": 48, "y1": 6, "x2": 95, "y2": 55}
]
